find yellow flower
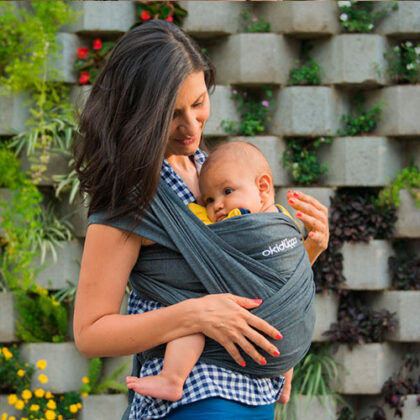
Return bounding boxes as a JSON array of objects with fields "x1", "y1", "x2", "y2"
[
  {"x1": 8, "y1": 393, "x2": 18, "y2": 405},
  {"x1": 2, "y1": 347, "x2": 13, "y2": 360},
  {"x1": 34, "y1": 389, "x2": 45, "y2": 398},
  {"x1": 36, "y1": 360, "x2": 47, "y2": 370},
  {"x1": 17, "y1": 369, "x2": 25, "y2": 377},
  {"x1": 81, "y1": 392, "x2": 88, "y2": 397},
  {"x1": 21, "y1": 390, "x2": 32, "y2": 400},
  {"x1": 69, "y1": 404, "x2": 78, "y2": 413},
  {"x1": 14, "y1": 399, "x2": 24, "y2": 410},
  {"x1": 45, "y1": 410, "x2": 56, "y2": 420},
  {"x1": 58, "y1": 416, "x2": 63, "y2": 420},
  {"x1": 22, "y1": 418, "x2": 29, "y2": 420},
  {"x1": 52, "y1": 300, "x2": 60, "y2": 306},
  {"x1": 82, "y1": 376, "x2": 89, "y2": 384},
  {"x1": 45, "y1": 391, "x2": 53, "y2": 399},
  {"x1": 77, "y1": 403, "x2": 82, "y2": 409},
  {"x1": 38, "y1": 374, "x2": 48, "y2": 384},
  {"x1": 1, "y1": 414, "x2": 7, "y2": 420},
  {"x1": 9, "y1": 417, "x2": 16, "y2": 420},
  {"x1": 30, "y1": 404, "x2": 40, "y2": 411},
  {"x1": 46, "y1": 400, "x2": 56, "y2": 410}
]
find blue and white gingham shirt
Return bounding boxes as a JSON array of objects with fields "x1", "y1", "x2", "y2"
[{"x1": 128, "y1": 149, "x2": 285, "y2": 419}]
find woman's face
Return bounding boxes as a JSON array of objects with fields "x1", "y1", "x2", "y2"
[{"x1": 165, "y1": 71, "x2": 210, "y2": 158}]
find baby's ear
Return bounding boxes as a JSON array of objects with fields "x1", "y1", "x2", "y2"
[{"x1": 257, "y1": 173, "x2": 273, "y2": 200}]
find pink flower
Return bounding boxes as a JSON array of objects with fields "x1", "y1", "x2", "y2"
[
  {"x1": 261, "y1": 100, "x2": 269, "y2": 107},
  {"x1": 141, "y1": 10, "x2": 151, "y2": 21},
  {"x1": 92, "y1": 38, "x2": 102, "y2": 51},
  {"x1": 232, "y1": 89, "x2": 238, "y2": 95},
  {"x1": 166, "y1": 16, "x2": 173, "y2": 22},
  {"x1": 79, "y1": 72, "x2": 90, "y2": 84},
  {"x1": 77, "y1": 47, "x2": 89, "y2": 60}
]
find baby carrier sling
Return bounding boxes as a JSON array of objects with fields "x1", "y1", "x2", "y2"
[{"x1": 88, "y1": 179, "x2": 316, "y2": 378}]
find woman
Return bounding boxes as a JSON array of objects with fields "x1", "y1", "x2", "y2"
[{"x1": 73, "y1": 21, "x2": 329, "y2": 420}]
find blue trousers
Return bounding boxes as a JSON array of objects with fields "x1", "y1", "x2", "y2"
[{"x1": 163, "y1": 397, "x2": 275, "y2": 420}]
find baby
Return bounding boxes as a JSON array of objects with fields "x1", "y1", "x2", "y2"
[{"x1": 126, "y1": 141, "x2": 298, "y2": 403}]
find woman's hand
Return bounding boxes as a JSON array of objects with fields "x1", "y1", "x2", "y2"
[
  {"x1": 286, "y1": 190, "x2": 329, "y2": 265},
  {"x1": 194, "y1": 294, "x2": 283, "y2": 368}
]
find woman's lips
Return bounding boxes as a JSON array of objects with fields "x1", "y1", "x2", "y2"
[{"x1": 174, "y1": 136, "x2": 198, "y2": 146}]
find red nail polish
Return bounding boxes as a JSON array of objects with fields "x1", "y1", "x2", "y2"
[
  {"x1": 288, "y1": 199, "x2": 295, "y2": 204},
  {"x1": 273, "y1": 351, "x2": 280, "y2": 357},
  {"x1": 253, "y1": 299, "x2": 263, "y2": 304},
  {"x1": 260, "y1": 358, "x2": 267, "y2": 365},
  {"x1": 293, "y1": 191, "x2": 300, "y2": 197},
  {"x1": 240, "y1": 361, "x2": 246, "y2": 367},
  {"x1": 287, "y1": 190, "x2": 291, "y2": 194},
  {"x1": 276, "y1": 334, "x2": 283, "y2": 340},
  {"x1": 296, "y1": 212, "x2": 302, "y2": 218}
]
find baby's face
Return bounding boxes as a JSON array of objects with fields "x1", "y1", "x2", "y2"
[{"x1": 200, "y1": 159, "x2": 263, "y2": 222}]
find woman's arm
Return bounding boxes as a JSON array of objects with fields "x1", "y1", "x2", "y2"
[
  {"x1": 74, "y1": 224, "x2": 282, "y2": 366},
  {"x1": 286, "y1": 190, "x2": 329, "y2": 265}
]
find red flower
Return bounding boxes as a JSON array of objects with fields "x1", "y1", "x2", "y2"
[
  {"x1": 92, "y1": 38, "x2": 102, "y2": 51},
  {"x1": 140, "y1": 10, "x2": 151, "y2": 20},
  {"x1": 166, "y1": 16, "x2": 173, "y2": 22},
  {"x1": 77, "y1": 47, "x2": 89, "y2": 60},
  {"x1": 79, "y1": 72, "x2": 90, "y2": 84}
]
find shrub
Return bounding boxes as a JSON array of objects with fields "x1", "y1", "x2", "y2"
[
  {"x1": 384, "y1": 41, "x2": 420, "y2": 84},
  {"x1": 241, "y1": 10, "x2": 270, "y2": 33},
  {"x1": 388, "y1": 241, "x2": 420, "y2": 290}
]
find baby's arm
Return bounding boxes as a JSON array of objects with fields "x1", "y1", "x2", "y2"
[{"x1": 277, "y1": 367, "x2": 293, "y2": 404}]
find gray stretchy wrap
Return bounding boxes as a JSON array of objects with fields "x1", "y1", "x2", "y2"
[{"x1": 88, "y1": 179, "x2": 315, "y2": 378}]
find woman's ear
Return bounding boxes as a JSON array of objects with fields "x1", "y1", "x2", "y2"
[{"x1": 256, "y1": 173, "x2": 273, "y2": 201}]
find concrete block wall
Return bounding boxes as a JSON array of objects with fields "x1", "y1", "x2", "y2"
[{"x1": 1, "y1": 1, "x2": 420, "y2": 418}]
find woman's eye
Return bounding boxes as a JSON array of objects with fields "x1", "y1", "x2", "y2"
[
  {"x1": 193, "y1": 102, "x2": 204, "y2": 108},
  {"x1": 224, "y1": 188, "x2": 233, "y2": 195}
]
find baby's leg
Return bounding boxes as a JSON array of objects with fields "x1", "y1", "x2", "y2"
[
  {"x1": 126, "y1": 333, "x2": 205, "y2": 401},
  {"x1": 277, "y1": 367, "x2": 293, "y2": 404}
]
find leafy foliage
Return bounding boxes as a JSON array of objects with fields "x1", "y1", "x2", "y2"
[
  {"x1": 221, "y1": 86, "x2": 274, "y2": 136},
  {"x1": 132, "y1": 1, "x2": 187, "y2": 28},
  {"x1": 324, "y1": 292, "x2": 398, "y2": 350},
  {"x1": 14, "y1": 287, "x2": 68, "y2": 343},
  {"x1": 384, "y1": 41, "x2": 420, "y2": 84},
  {"x1": 289, "y1": 43, "x2": 323, "y2": 85},
  {"x1": 337, "y1": 1, "x2": 398, "y2": 33},
  {"x1": 337, "y1": 93, "x2": 384, "y2": 136},
  {"x1": 388, "y1": 241, "x2": 420, "y2": 290},
  {"x1": 282, "y1": 137, "x2": 332, "y2": 185},
  {"x1": 241, "y1": 10, "x2": 270, "y2": 33}
]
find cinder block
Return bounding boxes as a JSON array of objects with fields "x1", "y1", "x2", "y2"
[
  {"x1": 0, "y1": 395, "x2": 19, "y2": 419},
  {"x1": 285, "y1": 395, "x2": 337, "y2": 420},
  {"x1": 103, "y1": 355, "x2": 132, "y2": 385},
  {"x1": 61, "y1": 1, "x2": 136, "y2": 34},
  {"x1": 0, "y1": 292, "x2": 17, "y2": 342},
  {"x1": 70, "y1": 85, "x2": 92, "y2": 112},
  {"x1": 358, "y1": 394, "x2": 420, "y2": 420},
  {"x1": 258, "y1": 1, "x2": 340, "y2": 36},
  {"x1": 204, "y1": 86, "x2": 239, "y2": 137},
  {"x1": 273, "y1": 87, "x2": 347, "y2": 136},
  {"x1": 48, "y1": 33, "x2": 82, "y2": 83},
  {"x1": 333, "y1": 343, "x2": 399, "y2": 394},
  {"x1": 394, "y1": 189, "x2": 420, "y2": 238},
  {"x1": 312, "y1": 293, "x2": 339, "y2": 342},
  {"x1": 318, "y1": 137, "x2": 403, "y2": 187},
  {"x1": 367, "y1": 86, "x2": 420, "y2": 136},
  {"x1": 368, "y1": 291, "x2": 420, "y2": 342},
  {"x1": 341, "y1": 240, "x2": 393, "y2": 290},
  {"x1": 79, "y1": 395, "x2": 128, "y2": 420},
  {"x1": 180, "y1": 1, "x2": 243, "y2": 37},
  {"x1": 20, "y1": 342, "x2": 89, "y2": 393},
  {"x1": 32, "y1": 240, "x2": 83, "y2": 290},
  {"x1": 19, "y1": 150, "x2": 71, "y2": 186},
  {"x1": 406, "y1": 141, "x2": 420, "y2": 169},
  {"x1": 227, "y1": 136, "x2": 290, "y2": 186},
  {"x1": 57, "y1": 193, "x2": 89, "y2": 238},
  {"x1": 0, "y1": 92, "x2": 31, "y2": 135},
  {"x1": 209, "y1": 33, "x2": 299, "y2": 85},
  {"x1": 311, "y1": 35, "x2": 390, "y2": 85},
  {"x1": 377, "y1": 2, "x2": 420, "y2": 37}
]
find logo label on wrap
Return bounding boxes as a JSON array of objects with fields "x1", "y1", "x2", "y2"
[{"x1": 262, "y1": 237, "x2": 298, "y2": 256}]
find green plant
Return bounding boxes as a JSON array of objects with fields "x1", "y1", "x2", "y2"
[
  {"x1": 289, "y1": 43, "x2": 323, "y2": 86},
  {"x1": 384, "y1": 41, "x2": 420, "y2": 84},
  {"x1": 0, "y1": 1, "x2": 77, "y2": 95},
  {"x1": 0, "y1": 346, "x2": 35, "y2": 394},
  {"x1": 241, "y1": 10, "x2": 270, "y2": 33},
  {"x1": 388, "y1": 241, "x2": 420, "y2": 290},
  {"x1": 221, "y1": 86, "x2": 274, "y2": 137},
  {"x1": 74, "y1": 38, "x2": 116, "y2": 85},
  {"x1": 132, "y1": 1, "x2": 187, "y2": 28},
  {"x1": 14, "y1": 286, "x2": 68, "y2": 343},
  {"x1": 275, "y1": 344, "x2": 348, "y2": 420},
  {"x1": 282, "y1": 137, "x2": 332, "y2": 185},
  {"x1": 378, "y1": 165, "x2": 420, "y2": 209},
  {"x1": 80, "y1": 357, "x2": 129, "y2": 395},
  {"x1": 337, "y1": 1, "x2": 398, "y2": 33},
  {"x1": 337, "y1": 93, "x2": 384, "y2": 136},
  {"x1": 53, "y1": 280, "x2": 78, "y2": 303}
]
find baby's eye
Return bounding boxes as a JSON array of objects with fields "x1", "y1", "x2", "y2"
[
  {"x1": 224, "y1": 188, "x2": 233, "y2": 195},
  {"x1": 205, "y1": 197, "x2": 214, "y2": 205}
]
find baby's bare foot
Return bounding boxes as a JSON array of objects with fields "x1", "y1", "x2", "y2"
[{"x1": 126, "y1": 375, "x2": 184, "y2": 401}]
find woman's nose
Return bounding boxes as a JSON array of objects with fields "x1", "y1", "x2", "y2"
[{"x1": 179, "y1": 111, "x2": 201, "y2": 135}]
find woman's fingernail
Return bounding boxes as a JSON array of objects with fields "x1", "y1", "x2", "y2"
[
  {"x1": 296, "y1": 212, "x2": 302, "y2": 218},
  {"x1": 287, "y1": 190, "x2": 291, "y2": 194},
  {"x1": 273, "y1": 351, "x2": 280, "y2": 357},
  {"x1": 276, "y1": 334, "x2": 283, "y2": 340},
  {"x1": 260, "y1": 358, "x2": 267, "y2": 365},
  {"x1": 240, "y1": 361, "x2": 246, "y2": 367},
  {"x1": 288, "y1": 199, "x2": 295, "y2": 204},
  {"x1": 293, "y1": 191, "x2": 300, "y2": 197},
  {"x1": 253, "y1": 299, "x2": 263, "y2": 304}
]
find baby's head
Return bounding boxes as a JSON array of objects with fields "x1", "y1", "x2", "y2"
[{"x1": 199, "y1": 141, "x2": 275, "y2": 222}]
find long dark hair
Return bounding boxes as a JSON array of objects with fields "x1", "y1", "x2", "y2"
[{"x1": 73, "y1": 20, "x2": 215, "y2": 231}]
